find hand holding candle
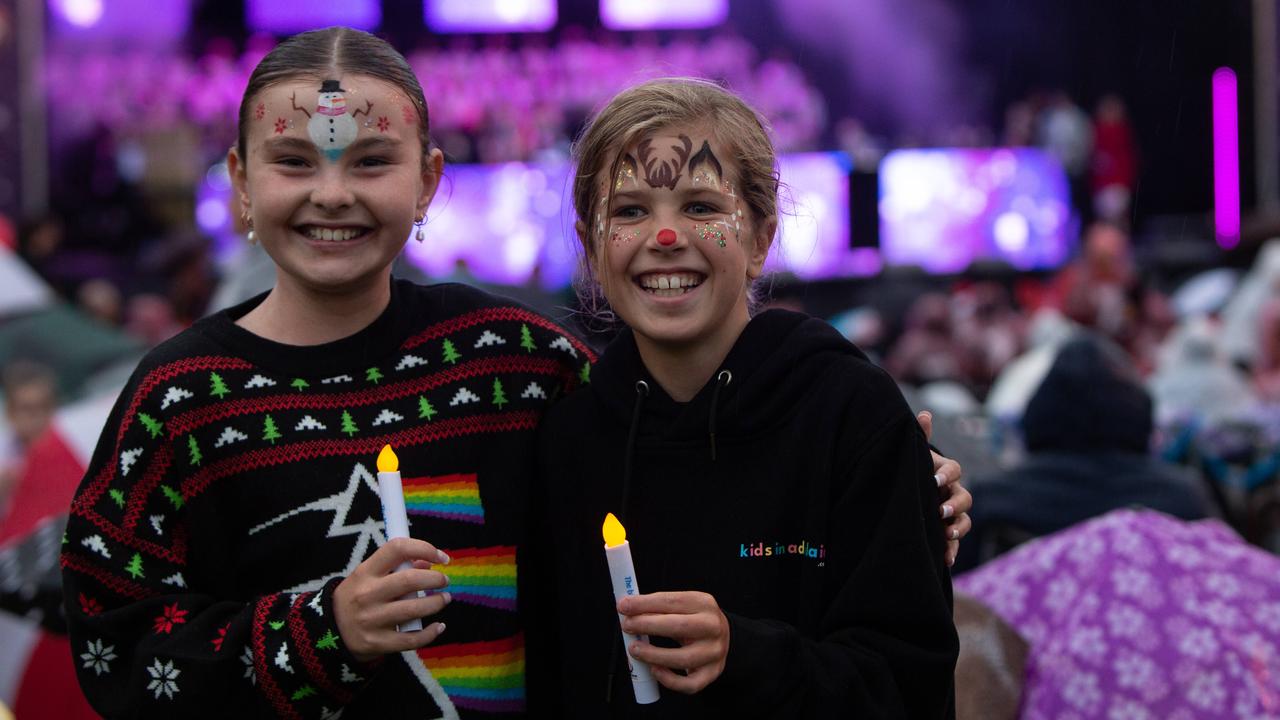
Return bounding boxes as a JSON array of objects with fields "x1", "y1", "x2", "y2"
[
  {"x1": 377, "y1": 444, "x2": 432, "y2": 632},
  {"x1": 603, "y1": 513, "x2": 661, "y2": 704}
]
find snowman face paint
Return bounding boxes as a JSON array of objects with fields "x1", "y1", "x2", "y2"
[{"x1": 289, "y1": 79, "x2": 376, "y2": 162}]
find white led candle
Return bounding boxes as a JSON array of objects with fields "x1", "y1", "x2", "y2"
[
  {"x1": 602, "y1": 512, "x2": 660, "y2": 704},
  {"x1": 376, "y1": 444, "x2": 425, "y2": 632}
]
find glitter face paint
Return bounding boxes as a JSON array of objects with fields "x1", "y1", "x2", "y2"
[{"x1": 697, "y1": 223, "x2": 727, "y2": 248}]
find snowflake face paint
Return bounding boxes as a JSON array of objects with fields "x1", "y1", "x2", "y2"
[{"x1": 593, "y1": 125, "x2": 767, "y2": 352}]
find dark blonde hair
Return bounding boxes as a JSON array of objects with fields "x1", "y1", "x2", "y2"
[
  {"x1": 236, "y1": 27, "x2": 431, "y2": 165},
  {"x1": 570, "y1": 78, "x2": 781, "y2": 317}
]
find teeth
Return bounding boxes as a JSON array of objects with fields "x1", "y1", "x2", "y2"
[
  {"x1": 304, "y1": 227, "x2": 363, "y2": 241},
  {"x1": 639, "y1": 273, "x2": 702, "y2": 293}
]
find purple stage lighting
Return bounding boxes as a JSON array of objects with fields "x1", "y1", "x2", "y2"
[
  {"x1": 878, "y1": 148, "x2": 1073, "y2": 274},
  {"x1": 50, "y1": 0, "x2": 188, "y2": 42},
  {"x1": 600, "y1": 0, "x2": 728, "y2": 30},
  {"x1": 426, "y1": 0, "x2": 556, "y2": 33},
  {"x1": 1212, "y1": 67, "x2": 1240, "y2": 249},
  {"x1": 246, "y1": 0, "x2": 380, "y2": 34}
]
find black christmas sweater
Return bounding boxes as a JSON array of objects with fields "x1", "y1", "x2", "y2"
[
  {"x1": 61, "y1": 279, "x2": 594, "y2": 719},
  {"x1": 529, "y1": 310, "x2": 957, "y2": 718}
]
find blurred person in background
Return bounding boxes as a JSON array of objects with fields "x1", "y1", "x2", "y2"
[
  {"x1": 0, "y1": 361, "x2": 58, "y2": 515},
  {"x1": 1089, "y1": 94, "x2": 1137, "y2": 226},
  {"x1": 955, "y1": 334, "x2": 1216, "y2": 572},
  {"x1": 75, "y1": 278, "x2": 123, "y2": 328}
]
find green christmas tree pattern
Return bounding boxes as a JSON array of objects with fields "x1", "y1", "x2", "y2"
[
  {"x1": 520, "y1": 324, "x2": 536, "y2": 352},
  {"x1": 269, "y1": 620, "x2": 285, "y2": 631},
  {"x1": 161, "y1": 485, "x2": 184, "y2": 510},
  {"x1": 263, "y1": 415, "x2": 282, "y2": 444},
  {"x1": 138, "y1": 413, "x2": 164, "y2": 440},
  {"x1": 365, "y1": 367, "x2": 384, "y2": 384},
  {"x1": 290, "y1": 378, "x2": 309, "y2": 392},
  {"x1": 418, "y1": 396, "x2": 437, "y2": 421},
  {"x1": 109, "y1": 489, "x2": 126, "y2": 508},
  {"x1": 125, "y1": 553, "x2": 144, "y2": 579},
  {"x1": 187, "y1": 435, "x2": 202, "y2": 466},
  {"x1": 292, "y1": 685, "x2": 317, "y2": 701},
  {"x1": 492, "y1": 379, "x2": 508, "y2": 408},
  {"x1": 579, "y1": 362, "x2": 591, "y2": 384},
  {"x1": 316, "y1": 630, "x2": 339, "y2": 651},
  {"x1": 442, "y1": 339, "x2": 461, "y2": 365},
  {"x1": 340, "y1": 410, "x2": 359, "y2": 437},
  {"x1": 209, "y1": 372, "x2": 230, "y2": 399}
]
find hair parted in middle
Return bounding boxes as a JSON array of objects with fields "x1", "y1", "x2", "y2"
[{"x1": 569, "y1": 77, "x2": 782, "y2": 320}]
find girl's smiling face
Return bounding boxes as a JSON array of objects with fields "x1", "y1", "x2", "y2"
[
  {"x1": 230, "y1": 75, "x2": 442, "y2": 297},
  {"x1": 591, "y1": 125, "x2": 773, "y2": 353}
]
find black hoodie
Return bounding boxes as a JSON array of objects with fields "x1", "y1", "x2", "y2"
[{"x1": 526, "y1": 310, "x2": 957, "y2": 718}]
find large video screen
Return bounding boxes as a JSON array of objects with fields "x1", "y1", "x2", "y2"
[{"x1": 878, "y1": 148, "x2": 1074, "y2": 273}]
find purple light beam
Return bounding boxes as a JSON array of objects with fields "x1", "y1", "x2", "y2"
[{"x1": 1213, "y1": 67, "x2": 1240, "y2": 248}]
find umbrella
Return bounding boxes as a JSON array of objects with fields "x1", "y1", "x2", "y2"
[{"x1": 955, "y1": 509, "x2": 1280, "y2": 719}]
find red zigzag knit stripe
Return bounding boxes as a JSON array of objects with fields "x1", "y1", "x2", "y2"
[
  {"x1": 253, "y1": 594, "x2": 303, "y2": 720},
  {"x1": 287, "y1": 591, "x2": 351, "y2": 705}
]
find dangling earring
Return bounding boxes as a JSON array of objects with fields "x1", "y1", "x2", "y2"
[
  {"x1": 414, "y1": 214, "x2": 427, "y2": 243},
  {"x1": 243, "y1": 211, "x2": 257, "y2": 245}
]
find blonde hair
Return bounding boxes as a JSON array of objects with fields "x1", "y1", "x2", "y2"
[{"x1": 569, "y1": 77, "x2": 780, "y2": 320}]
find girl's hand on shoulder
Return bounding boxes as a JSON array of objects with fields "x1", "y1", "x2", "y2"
[
  {"x1": 618, "y1": 591, "x2": 730, "y2": 694},
  {"x1": 333, "y1": 537, "x2": 453, "y2": 662},
  {"x1": 917, "y1": 411, "x2": 973, "y2": 567}
]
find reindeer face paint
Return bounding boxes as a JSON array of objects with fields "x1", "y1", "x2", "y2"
[{"x1": 592, "y1": 125, "x2": 763, "y2": 350}]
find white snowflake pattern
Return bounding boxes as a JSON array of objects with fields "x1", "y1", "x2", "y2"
[
  {"x1": 521, "y1": 382, "x2": 546, "y2": 400},
  {"x1": 1111, "y1": 567, "x2": 1156, "y2": 599},
  {"x1": 985, "y1": 579, "x2": 1028, "y2": 619},
  {"x1": 241, "y1": 647, "x2": 255, "y2": 684},
  {"x1": 1105, "y1": 603, "x2": 1147, "y2": 638},
  {"x1": 473, "y1": 330, "x2": 506, "y2": 348},
  {"x1": 244, "y1": 375, "x2": 277, "y2": 389},
  {"x1": 1186, "y1": 671, "x2": 1228, "y2": 711},
  {"x1": 1061, "y1": 671, "x2": 1102, "y2": 712},
  {"x1": 1044, "y1": 575, "x2": 1079, "y2": 613},
  {"x1": 1067, "y1": 625, "x2": 1108, "y2": 663},
  {"x1": 1178, "y1": 627, "x2": 1221, "y2": 661},
  {"x1": 371, "y1": 409, "x2": 404, "y2": 426},
  {"x1": 1205, "y1": 572, "x2": 1242, "y2": 599},
  {"x1": 146, "y1": 658, "x2": 181, "y2": 699},
  {"x1": 1107, "y1": 699, "x2": 1153, "y2": 720},
  {"x1": 149, "y1": 514, "x2": 165, "y2": 536},
  {"x1": 80, "y1": 639, "x2": 117, "y2": 676},
  {"x1": 161, "y1": 572, "x2": 186, "y2": 588},
  {"x1": 1114, "y1": 652, "x2": 1157, "y2": 690}
]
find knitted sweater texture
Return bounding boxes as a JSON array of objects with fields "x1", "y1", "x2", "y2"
[{"x1": 61, "y1": 280, "x2": 592, "y2": 719}]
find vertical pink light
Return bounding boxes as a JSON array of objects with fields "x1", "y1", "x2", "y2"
[{"x1": 1213, "y1": 67, "x2": 1240, "y2": 248}]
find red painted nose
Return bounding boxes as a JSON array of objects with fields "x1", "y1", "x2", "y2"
[{"x1": 656, "y1": 228, "x2": 677, "y2": 246}]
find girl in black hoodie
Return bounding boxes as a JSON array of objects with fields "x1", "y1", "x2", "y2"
[{"x1": 527, "y1": 79, "x2": 959, "y2": 718}]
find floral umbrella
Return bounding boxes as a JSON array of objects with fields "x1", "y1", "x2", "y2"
[{"x1": 955, "y1": 509, "x2": 1280, "y2": 719}]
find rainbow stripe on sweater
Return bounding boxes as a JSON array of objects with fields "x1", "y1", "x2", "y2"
[
  {"x1": 403, "y1": 473, "x2": 484, "y2": 524},
  {"x1": 439, "y1": 546, "x2": 517, "y2": 611},
  {"x1": 416, "y1": 634, "x2": 525, "y2": 713}
]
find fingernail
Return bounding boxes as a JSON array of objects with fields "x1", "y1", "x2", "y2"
[
  {"x1": 950, "y1": 528, "x2": 960, "y2": 540},
  {"x1": 947, "y1": 556, "x2": 955, "y2": 567},
  {"x1": 934, "y1": 473, "x2": 945, "y2": 487},
  {"x1": 941, "y1": 504, "x2": 954, "y2": 519},
  {"x1": 438, "y1": 551, "x2": 451, "y2": 565},
  {"x1": 441, "y1": 591, "x2": 452, "y2": 605},
  {"x1": 435, "y1": 622, "x2": 447, "y2": 635}
]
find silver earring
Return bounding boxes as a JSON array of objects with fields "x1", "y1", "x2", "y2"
[
  {"x1": 243, "y1": 211, "x2": 257, "y2": 245},
  {"x1": 414, "y1": 214, "x2": 426, "y2": 243}
]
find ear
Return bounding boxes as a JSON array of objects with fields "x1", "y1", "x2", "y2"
[
  {"x1": 227, "y1": 145, "x2": 251, "y2": 226},
  {"x1": 575, "y1": 219, "x2": 600, "y2": 271},
  {"x1": 416, "y1": 148, "x2": 445, "y2": 217},
  {"x1": 745, "y1": 215, "x2": 777, "y2": 280}
]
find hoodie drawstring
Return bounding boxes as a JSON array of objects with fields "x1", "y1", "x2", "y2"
[
  {"x1": 607, "y1": 380, "x2": 649, "y2": 704},
  {"x1": 709, "y1": 370, "x2": 732, "y2": 461}
]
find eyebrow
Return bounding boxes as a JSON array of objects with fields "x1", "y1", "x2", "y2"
[{"x1": 259, "y1": 136, "x2": 405, "y2": 154}]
